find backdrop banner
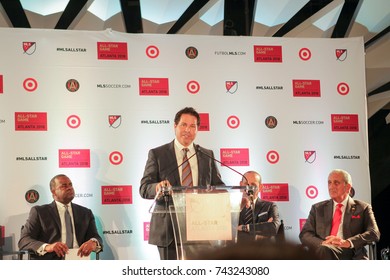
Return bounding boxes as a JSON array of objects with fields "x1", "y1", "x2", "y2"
[{"x1": 0, "y1": 28, "x2": 369, "y2": 260}]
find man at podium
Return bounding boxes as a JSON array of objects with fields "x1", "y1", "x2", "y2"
[
  {"x1": 140, "y1": 107, "x2": 225, "y2": 260},
  {"x1": 237, "y1": 171, "x2": 281, "y2": 243}
]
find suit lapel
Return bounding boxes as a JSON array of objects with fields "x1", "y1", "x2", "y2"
[
  {"x1": 166, "y1": 141, "x2": 180, "y2": 186},
  {"x1": 343, "y1": 196, "x2": 355, "y2": 238},
  {"x1": 71, "y1": 203, "x2": 81, "y2": 245},
  {"x1": 324, "y1": 200, "x2": 333, "y2": 236},
  {"x1": 49, "y1": 201, "x2": 61, "y2": 231}
]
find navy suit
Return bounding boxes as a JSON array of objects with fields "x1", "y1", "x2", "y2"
[
  {"x1": 299, "y1": 196, "x2": 380, "y2": 259},
  {"x1": 139, "y1": 141, "x2": 224, "y2": 258},
  {"x1": 237, "y1": 198, "x2": 280, "y2": 243},
  {"x1": 19, "y1": 201, "x2": 103, "y2": 260}
]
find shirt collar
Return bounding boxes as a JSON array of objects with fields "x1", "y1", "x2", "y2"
[{"x1": 174, "y1": 138, "x2": 195, "y2": 153}]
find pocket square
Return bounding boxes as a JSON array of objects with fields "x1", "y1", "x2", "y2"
[
  {"x1": 257, "y1": 211, "x2": 268, "y2": 217},
  {"x1": 352, "y1": 215, "x2": 361, "y2": 219}
]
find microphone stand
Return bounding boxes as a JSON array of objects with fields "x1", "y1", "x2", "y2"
[
  {"x1": 161, "y1": 184, "x2": 171, "y2": 260},
  {"x1": 247, "y1": 186, "x2": 256, "y2": 240}
]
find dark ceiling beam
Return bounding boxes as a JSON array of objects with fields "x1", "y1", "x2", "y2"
[
  {"x1": 55, "y1": 0, "x2": 88, "y2": 29},
  {"x1": 365, "y1": 25, "x2": 390, "y2": 49},
  {"x1": 273, "y1": 0, "x2": 333, "y2": 37},
  {"x1": 224, "y1": 0, "x2": 256, "y2": 36},
  {"x1": 368, "y1": 81, "x2": 390, "y2": 97},
  {"x1": 167, "y1": 0, "x2": 210, "y2": 34},
  {"x1": 331, "y1": 0, "x2": 363, "y2": 38},
  {"x1": 120, "y1": 0, "x2": 143, "y2": 33},
  {"x1": 0, "y1": 0, "x2": 30, "y2": 27}
]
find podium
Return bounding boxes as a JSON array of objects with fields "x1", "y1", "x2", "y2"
[{"x1": 150, "y1": 186, "x2": 244, "y2": 260}]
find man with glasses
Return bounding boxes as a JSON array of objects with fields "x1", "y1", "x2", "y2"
[{"x1": 140, "y1": 107, "x2": 224, "y2": 260}]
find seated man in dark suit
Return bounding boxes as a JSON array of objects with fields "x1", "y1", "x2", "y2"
[
  {"x1": 237, "y1": 170, "x2": 281, "y2": 243},
  {"x1": 299, "y1": 169, "x2": 380, "y2": 259},
  {"x1": 18, "y1": 174, "x2": 103, "y2": 260}
]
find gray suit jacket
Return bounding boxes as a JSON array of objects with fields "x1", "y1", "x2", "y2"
[
  {"x1": 237, "y1": 199, "x2": 280, "y2": 243},
  {"x1": 19, "y1": 201, "x2": 103, "y2": 260},
  {"x1": 139, "y1": 140, "x2": 225, "y2": 246},
  {"x1": 299, "y1": 196, "x2": 380, "y2": 259}
]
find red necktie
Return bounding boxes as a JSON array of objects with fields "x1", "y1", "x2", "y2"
[{"x1": 330, "y1": 203, "x2": 343, "y2": 236}]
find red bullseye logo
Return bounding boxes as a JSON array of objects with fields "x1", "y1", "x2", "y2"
[
  {"x1": 299, "y1": 48, "x2": 311, "y2": 61},
  {"x1": 23, "y1": 78, "x2": 38, "y2": 92},
  {"x1": 227, "y1": 116, "x2": 240, "y2": 129},
  {"x1": 337, "y1": 82, "x2": 350, "y2": 95},
  {"x1": 266, "y1": 150, "x2": 279, "y2": 164},
  {"x1": 146, "y1": 46, "x2": 159, "y2": 58},
  {"x1": 109, "y1": 151, "x2": 123, "y2": 165},
  {"x1": 306, "y1": 185, "x2": 318, "y2": 199},
  {"x1": 66, "y1": 115, "x2": 81, "y2": 129},
  {"x1": 187, "y1": 80, "x2": 200, "y2": 94}
]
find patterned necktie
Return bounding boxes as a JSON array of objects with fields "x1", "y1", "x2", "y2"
[
  {"x1": 330, "y1": 203, "x2": 343, "y2": 236},
  {"x1": 181, "y1": 148, "x2": 193, "y2": 186},
  {"x1": 243, "y1": 206, "x2": 253, "y2": 225},
  {"x1": 64, "y1": 205, "x2": 74, "y2": 248}
]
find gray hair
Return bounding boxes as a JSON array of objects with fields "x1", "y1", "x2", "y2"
[{"x1": 329, "y1": 169, "x2": 352, "y2": 185}]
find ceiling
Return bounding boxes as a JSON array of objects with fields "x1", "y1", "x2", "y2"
[{"x1": 0, "y1": 0, "x2": 389, "y2": 118}]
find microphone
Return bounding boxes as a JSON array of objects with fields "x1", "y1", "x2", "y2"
[{"x1": 195, "y1": 145, "x2": 250, "y2": 187}]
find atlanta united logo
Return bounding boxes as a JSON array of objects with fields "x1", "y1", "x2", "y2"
[
  {"x1": 265, "y1": 116, "x2": 277, "y2": 129},
  {"x1": 66, "y1": 79, "x2": 80, "y2": 92},
  {"x1": 335, "y1": 49, "x2": 347, "y2": 61},
  {"x1": 25, "y1": 189, "x2": 39, "y2": 203},
  {"x1": 185, "y1": 46, "x2": 198, "y2": 59}
]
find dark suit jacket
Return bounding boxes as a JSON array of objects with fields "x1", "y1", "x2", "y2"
[
  {"x1": 237, "y1": 198, "x2": 280, "y2": 243},
  {"x1": 299, "y1": 196, "x2": 380, "y2": 259},
  {"x1": 139, "y1": 140, "x2": 225, "y2": 246},
  {"x1": 18, "y1": 201, "x2": 103, "y2": 260}
]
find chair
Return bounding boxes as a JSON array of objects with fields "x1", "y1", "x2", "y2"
[
  {"x1": 0, "y1": 225, "x2": 29, "y2": 260},
  {"x1": 20, "y1": 225, "x2": 100, "y2": 260},
  {"x1": 275, "y1": 219, "x2": 286, "y2": 243},
  {"x1": 368, "y1": 241, "x2": 377, "y2": 260}
]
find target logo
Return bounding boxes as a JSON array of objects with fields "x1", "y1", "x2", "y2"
[
  {"x1": 23, "y1": 78, "x2": 38, "y2": 92},
  {"x1": 227, "y1": 116, "x2": 240, "y2": 129},
  {"x1": 186, "y1": 80, "x2": 200, "y2": 94},
  {"x1": 337, "y1": 82, "x2": 350, "y2": 95},
  {"x1": 266, "y1": 150, "x2": 279, "y2": 164},
  {"x1": 306, "y1": 185, "x2": 318, "y2": 199},
  {"x1": 299, "y1": 48, "x2": 311, "y2": 61},
  {"x1": 66, "y1": 115, "x2": 81, "y2": 129},
  {"x1": 146, "y1": 45, "x2": 159, "y2": 58},
  {"x1": 109, "y1": 151, "x2": 123, "y2": 165}
]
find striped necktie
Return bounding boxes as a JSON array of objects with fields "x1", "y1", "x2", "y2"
[
  {"x1": 243, "y1": 206, "x2": 253, "y2": 225},
  {"x1": 181, "y1": 148, "x2": 193, "y2": 186}
]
